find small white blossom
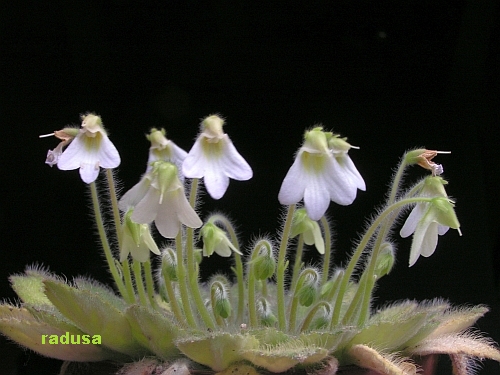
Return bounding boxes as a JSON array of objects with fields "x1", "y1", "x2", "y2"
[
  {"x1": 278, "y1": 127, "x2": 365, "y2": 220},
  {"x1": 120, "y1": 209, "x2": 160, "y2": 262},
  {"x1": 182, "y1": 115, "x2": 252, "y2": 200},
  {"x1": 400, "y1": 177, "x2": 461, "y2": 266},
  {"x1": 120, "y1": 161, "x2": 202, "y2": 238},
  {"x1": 55, "y1": 114, "x2": 120, "y2": 183}
]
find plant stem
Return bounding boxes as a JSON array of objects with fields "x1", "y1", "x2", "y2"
[
  {"x1": 290, "y1": 235, "x2": 304, "y2": 292},
  {"x1": 133, "y1": 260, "x2": 148, "y2": 306},
  {"x1": 121, "y1": 259, "x2": 136, "y2": 303},
  {"x1": 89, "y1": 182, "x2": 127, "y2": 299},
  {"x1": 320, "y1": 216, "x2": 332, "y2": 287},
  {"x1": 300, "y1": 301, "x2": 331, "y2": 332},
  {"x1": 277, "y1": 204, "x2": 296, "y2": 331},
  {"x1": 143, "y1": 260, "x2": 159, "y2": 309},
  {"x1": 185, "y1": 178, "x2": 215, "y2": 329},
  {"x1": 175, "y1": 232, "x2": 197, "y2": 328},
  {"x1": 105, "y1": 169, "x2": 123, "y2": 249},
  {"x1": 161, "y1": 266, "x2": 185, "y2": 326}
]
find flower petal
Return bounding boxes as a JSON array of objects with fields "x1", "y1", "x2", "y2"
[
  {"x1": 400, "y1": 203, "x2": 427, "y2": 238},
  {"x1": 154, "y1": 196, "x2": 182, "y2": 238},
  {"x1": 95, "y1": 135, "x2": 121, "y2": 168},
  {"x1": 171, "y1": 189, "x2": 203, "y2": 230},
  {"x1": 79, "y1": 162, "x2": 100, "y2": 184},
  {"x1": 278, "y1": 152, "x2": 307, "y2": 206},
  {"x1": 129, "y1": 242, "x2": 151, "y2": 263},
  {"x1": 219, "y1": 136, "x2": 253, "y2": 181},
  {"x1": 303, "y1": 176, "x2": 331, "y2": 221},
  {"x1": 57, "y1": 136, "x2": 88, "y2": 170},
  {"x1": 182, "y1": 138, "x2": 206, "y2": 178},
  {"x1": 204, "y1": 164, "x2": 230, "y2": 200},
  {"x1": 132, "y1": 188, "x2": 160, "y2": 224},
  {"x1": 119, "y1": 177, "x2": 151, "y2": 210},
  {"x1": 325, "y1": 156, "x2": 357, "y2": 205},
  {"x1": 336, "y1": 154, "x2": 366, "y2": 191}
]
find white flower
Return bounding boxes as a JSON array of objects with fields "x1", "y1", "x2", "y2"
[
  {"x1": 120, "y1": 209, "x2": 160, "y2": 262},
  {"x1": 278, "y1": 127, "x2": 365, "y2": 220},
  {"x1": 182, "y1": 115, "x2": 252, "y2": 200},
  {"x1": 56, "y1": 114, "x2": 120, "y2": 183},
  {"x1": 121, "y1": 161, "x2": 202, "y2": 238},
  {"x1": 199, "y1": 222, "x2": 242, "y2": 257},
  {"x1": 146, "y1": 128, "x2": 187, "y2": 174},
  {"x1": 400, "y1": 178, "x2": 461, "y2": 266}
]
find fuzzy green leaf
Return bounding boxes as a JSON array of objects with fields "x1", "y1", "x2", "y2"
[
  {"x1": 176, "y1": 332, "x2": 259, "y2": 372},
  {"x1": 0, "y1": 304, "x2": 114, "y2": 362},
  {"x1": 43, "y1": 279, "x2": 146, "y2": 357},
  {"x1": 241, "y1": 338, "x2": 329, "y2": 373},
  {"x1": 9, "y1": 268, "x2": 59, "y2": 306},
  {"x1": 125, "y1": 305, "x2": 180, "y2": 358}
]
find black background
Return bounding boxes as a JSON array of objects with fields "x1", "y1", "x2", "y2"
[{"x1": 2, "y1": 1, "x2": 500, "y2": 374}]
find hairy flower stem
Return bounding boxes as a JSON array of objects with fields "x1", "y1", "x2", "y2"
[
  {"x1": 248, "y1": 240, "x2": 273, "y2": 327},
  {"x1": 277, "y1": 204, "x2": 296, "y2": 331},
  {"x1": 133, "y1": 260, "x2": 148, "y2": 306},
  {"x1": 320, "y1": 216, "x2": 332, "y2": 287},
  {"x1": 175, "y1": 232, "x2": 197, "y2": 328},
  {"x1": 341, "y1": 269, "x2": 370, "y2": 325},
  {"x1": 121, "y1": 260, "x2": 136, "y2": 303},
  {"x1": 105, "y1": 169, "x2": 123, "y2": 248},
  {"x1": 143, "y1": 260, "x2": 159, "y2": 309},
  {"x1": 89, "y1": 181, "x2": 128, "y2": 300},
  {"x1": 300, "y1": 301, "x2": 331, "y2": 332},
  {"x1": 161, "y1": 266, "x2": 185, "y2": 326},
  {"x1": 210, "y1": 214, "x2": 245, "y2": 324},
  {"x1": 186, "y1": 179, "x2": 215, "y2": 329},
  {"x1": 290, "y1": 235, "x2": 305, "y2": 292},
  {"x1": 330, "y1": 196, "x2": 434, "y2": 328}
]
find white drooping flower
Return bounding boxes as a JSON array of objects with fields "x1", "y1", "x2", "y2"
[
  {"x1": 278, "y1": 127, "x2": 365, "y2": 220},
  {"x1": 182, "y1": 115, "x2": 253, "y2": 200},
  {"x1": 120, "y1": 209, "x2": 161, "y2": 262},
  {"x1": 146, "y1": 128, "x2": 187, "y2": 174},
  {"x1": 54, "y1": 114, "x2": 120, "y2": 183},
  {"x1": 400, "y1": 177, "x2": 461, "y2": 266},
  {"x1": 119, "y1": 160, "x2": 202, "y2": 238}
]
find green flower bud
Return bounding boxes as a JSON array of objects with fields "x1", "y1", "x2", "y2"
[
  {"x1": 253, "y1": 254, "x2": 276, "y2": 280},
  {"x1": 210, "y1": 277, "x2": 232, "y2": 320},
  {"x1": 161, "y1": 248, "x2": 178, "y2": 281},
  {"x1": 295, "y1": 268, "x2": 320, "y2": 307},
  {"x1": 257, "y1": 298, "x2": 277, "y2": 327},
  {"x1": 298, "y1": 285, "x2": 317, "y2": 307},
  {"x1": 374, "y1": 243, "x2": 395, "y2": 278}
]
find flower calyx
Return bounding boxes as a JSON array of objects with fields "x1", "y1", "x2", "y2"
[{"x1": 200, "y1": 221, "x2": 242, "y2": 258}]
